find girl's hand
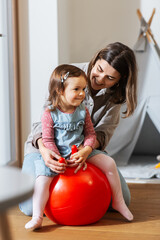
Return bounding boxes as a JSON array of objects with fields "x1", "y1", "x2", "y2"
[
  {"x1": 67, "y1": 146, "x2": 92, "y2": 173},
  {"x1": 38, "y1": 139, "x2": 66, "y2": 173},
  {"x1": 77, "y1": 144, "x2": 83, "y2": 151},
  {"x1": 67, "y1": 158, "x2": 87, "y2": 174},
  {"x1": 74, "y1": 161, "x2": 87, "y2": 174},
  {"x1": 71, "y1": 146, "x2": 92, "y2": 163}
]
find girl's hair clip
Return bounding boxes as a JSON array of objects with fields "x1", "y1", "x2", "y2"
[{"x1": 61, "y1": 71, "x2": 70, "y2": 83}]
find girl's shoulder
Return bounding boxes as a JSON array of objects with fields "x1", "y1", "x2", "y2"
[
  {"x1": 41, "y1": 107, "x2": 53, "y2": 124},
  {"x1": 43, "y1": 107, "x2": 51, "y2": 114},
  {"x1": 75, "y1": 103, "x2": 86, "y2": 118},
  {"x1": 77, "y1": 103, "x2": 87, "y2": 113}
]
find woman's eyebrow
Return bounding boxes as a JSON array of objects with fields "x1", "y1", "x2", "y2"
[
  {"x1": 98, "y1": 64, "x2": 116, "y2": 79},
  {"x1": 98, "y1": 65, "x2": 103, "y2": 71}
]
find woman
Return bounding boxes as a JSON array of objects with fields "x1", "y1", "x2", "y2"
[{"x1": 20, "y1": 42, "x2": 137, "y2": 216}]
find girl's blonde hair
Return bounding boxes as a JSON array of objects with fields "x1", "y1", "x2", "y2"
[
  {"x1": 87, "y1": 42, "x2": 138, "y2": 118},
  {"x1": 48, "y1": 64, "x2": 87, "y2": 110}
]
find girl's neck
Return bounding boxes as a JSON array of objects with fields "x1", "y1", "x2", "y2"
[{"x1": 58, "y1": 104, "x2": 76, "y2": 114}]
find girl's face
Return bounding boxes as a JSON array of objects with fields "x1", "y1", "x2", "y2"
[
  {"x1": 90, "y1": 59, "x2": 121, "y2": 90},
  {"x1": 60, "y1": 76, "x2": 86, "y2": 111}
]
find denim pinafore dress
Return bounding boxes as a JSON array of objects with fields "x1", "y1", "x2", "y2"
[
  {"x1": 50, "y1": 103, "x2": 86, "y2": 158},
  {"x1": 34, "y1": 103, "x2": 86, "y2": 177}
]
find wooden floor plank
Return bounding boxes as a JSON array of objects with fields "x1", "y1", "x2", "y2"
[{"x1": 6, "y1": 183, "x2": 160, "y2": 240}]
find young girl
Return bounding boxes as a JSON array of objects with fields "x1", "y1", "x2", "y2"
[{"x1": 25, "y1": 64, "x2": 133, "y2": 230}]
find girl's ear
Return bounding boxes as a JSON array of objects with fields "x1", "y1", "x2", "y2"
[{"x1": 56, "y1": 88, "x2": 63, "y2": 95}]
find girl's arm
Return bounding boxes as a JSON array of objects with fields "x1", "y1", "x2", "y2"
[
  {"x1": 41, "y1": 110, "x2": 66, "y2": 173},
  {"x1": 83, "y1": 107, "x2": 96, "y2": 148},
  {"x1": 41, "y1": 109, "x2": 60, "y2": 154}
]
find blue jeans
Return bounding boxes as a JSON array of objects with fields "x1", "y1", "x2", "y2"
[{"x1": 19, "y1": 152, "x2": 131, "y2": 216}]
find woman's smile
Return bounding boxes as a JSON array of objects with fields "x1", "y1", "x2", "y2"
[{"x1": 94, "y1": 77, "x2": 104, "y2": 86}]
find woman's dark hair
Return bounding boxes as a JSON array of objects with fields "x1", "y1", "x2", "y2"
[
  {"x1": 87, "y1": 42, "x2": 137, "y2": 117},
  {"x1": 48, "y1": 64, "x2": 87, "y2": 110}
]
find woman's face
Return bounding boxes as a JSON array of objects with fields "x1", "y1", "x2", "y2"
[{"x1": 90, "y1": 59, "x2": 121, "y2": 90}]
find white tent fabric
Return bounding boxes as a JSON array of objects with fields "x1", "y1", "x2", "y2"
[{"x1": 106, "y1": 22, "x2": 160, "y2": 166}]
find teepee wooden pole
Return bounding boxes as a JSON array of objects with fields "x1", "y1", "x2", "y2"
[
  {"x1": 136, "y1": 8, "x2": 157, "y2": 44},
  {"x1": 137, "y1": 9, "x2": 142, "y2": 20},
  {"x1": 136, "y1": 9, "x2": 151, "y2": 43},
  {"x1": 148, "y1": 8, "x2": 156, "y2": 26}
]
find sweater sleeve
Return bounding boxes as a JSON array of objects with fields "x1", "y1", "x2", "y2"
[
  {"x1": 41, "y1": 109, "x2": 60, "y2": 155},
  {"x1": 32, "y1": 123, "x2": 42, "y2": 149},
  {"x1": 83, "y1": 107, "x2": 96, "y2": 149},
  {"x1": 94, "y1": 103, "x2": 121, "y2": 150}
]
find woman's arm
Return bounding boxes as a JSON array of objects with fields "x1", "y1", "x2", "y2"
[
  {"x1": 94, "y1": 139, "x2": 100, "y2": 149},
  {"x1": 31, "y1": 122, "x2": 42, "y2": 149},
  {"x1": 94, "y1": 103, "x2": 121, "y2": 150},
  {"x1": 38, "y1": 138, "x2": 65, "y2": 173}
]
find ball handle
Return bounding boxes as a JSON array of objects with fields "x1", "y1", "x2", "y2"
[
  {"x1": 58, "y1": 145, "x2": 78, "y2": 163},
  {"x1": 71, "y1": 145, "x2": 78, "y2": 154},
  {"x1": 59, "y1": 157, "x2": 66, "y2": 163}
]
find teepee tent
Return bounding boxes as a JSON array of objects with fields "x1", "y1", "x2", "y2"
[{"x1": 107, "y1": 9, "x2": 160, "y2": 175}]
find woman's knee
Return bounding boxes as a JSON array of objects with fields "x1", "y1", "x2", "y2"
[
  {"x1": 22, "y1": 153, "x2": 42, "y2": 177},
  {"x1": 20, "y1": 153, "x2": 41, "y2": 216},
  {"x1": 19, "y1": 197, "x2": 33, "y2": 216},
  {"x1": 118, "y1": 169, "x2": 131, "y2": 206}
]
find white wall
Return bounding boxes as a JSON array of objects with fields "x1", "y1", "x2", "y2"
[
  {"x1": 58, "y1": 0, "x2": 140, "y2": 64},
  {"x1": 18, "y1": 0, "x2": 160, "y2": 159},
  {"x1": 28, "y1": 0, "x2": 59, "y2": 124},
  {"x1": 57, "y1": 0, "x2": 160, "y2": 63},
  {"x1": 18, "y1": 0, "x2": 58, "y2": 159}
]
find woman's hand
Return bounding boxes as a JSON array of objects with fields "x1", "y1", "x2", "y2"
[
  {"x1": 94, "y1": 139, "x2": 100, "y2": 149},
  {"x1": 38, "y1": 138, "x2": 66, "y2": 174}
]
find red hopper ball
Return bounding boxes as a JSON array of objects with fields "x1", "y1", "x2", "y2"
[{"x1": 44, "y1": 163, "x2": 111, "y2": 226}]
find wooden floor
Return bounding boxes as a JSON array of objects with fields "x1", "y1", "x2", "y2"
[{"x1": 6, "y1": 183, "x2": 160, "y2": 240}]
